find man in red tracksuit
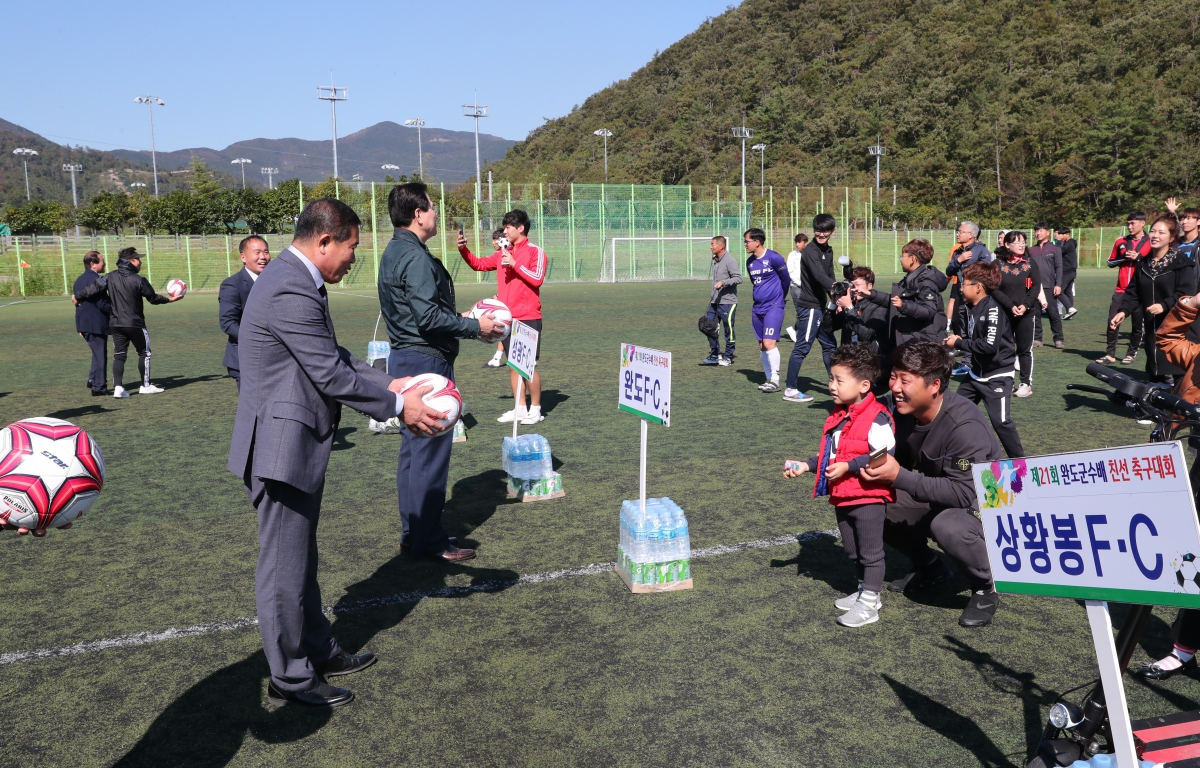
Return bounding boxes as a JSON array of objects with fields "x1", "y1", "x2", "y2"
[
  {"x1": 1099, "y1": 211, "x2": 1151, "y2": 365},
  {"x1": 458, "y1": 209, "x2": 549, "y2": 424}
]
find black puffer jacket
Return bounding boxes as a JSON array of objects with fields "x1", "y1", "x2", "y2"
[
  {"x1": 1119, "y1": 247, "x2": 1197, "y2": 318},
  {"x1": 74, "y1": 259, "x2": 170, "y2": 328},
  {"x1": 866, "y1": 263, "x2": 949, "y2": 351}
]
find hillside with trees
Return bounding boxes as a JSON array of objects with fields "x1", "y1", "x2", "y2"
[{"x1": 483, "y1": 0, "x2": 1200, "y2": 226}]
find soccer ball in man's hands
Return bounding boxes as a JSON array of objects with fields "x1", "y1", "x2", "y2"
[
  {"x1": 0, "y1": 418, "x2": 105, "y2": 531},
  {"x1": 166, "y1": 279, "x2": 187, "y2": 299},
  {"x1": 399, "y1": 374, "x2": 463, "y2": 438},
  {"x1": 468, "y1": 298, "x2": 513, "y2": 341}
]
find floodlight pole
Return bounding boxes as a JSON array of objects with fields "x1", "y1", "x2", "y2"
[
  {"x1": 317, "y1": 74, "x2": 348, "y2": 179},
  {"x1": 261, "y1": 166, "x2": 278, "y2": 190},
  {"x1": 134, "y1": 95, "x2": 165, "y2": 197},
  {"x1": 732, "y1": 123, "x2": 753, "y2": 204},
  {"x1": 14, "y1": 148, "x2": 38, "y2": 200},
  {"x1": 752, "y1": 143, "x2": 767, "y2": 197},
  {"x1": 231, "y1": 158, "x2": 251, "y2": 189},
  {"x1": 867, "y1": 136, "x2": 887, "y2": 196},
  {"x1": 64, "y1": 163, "x2": 82, "y2": 237},
  {"x1": 594, "y1": 129, "x2": 612, "y2": 182},
  {"x1": 462, "y1": 94, "x2": 489, "y2": 205},
  {"x1": 404, "y1": 118, "x2": 426, "y2": 178}
]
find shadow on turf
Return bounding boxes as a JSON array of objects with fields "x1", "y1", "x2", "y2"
[
  {"x1": 156, "y1": 373, "x2": 224, "y2": 390},
  {"x1": 883, "y1": 673, "x2": 1022, "y2": 767},
  {"x1": 332, "y1": 426, "x2": 357, "y2": 451},
  {"x1": 45, "y1": 404, "x2": 114, "y2": 419},
  {"x1": 493, "y1": 389, "x2": 570, "y2": 416}
]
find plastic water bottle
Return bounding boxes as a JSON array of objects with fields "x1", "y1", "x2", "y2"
[
  {"x1": 538, "y1": 436, "x2": 553, "y2": 477},
  {"x1": 632, "y1": 505, "x2": 649, "y2": 562}
]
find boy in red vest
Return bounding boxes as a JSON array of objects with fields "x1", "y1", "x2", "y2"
[{"x1": 783, "y1": 342, "x2": 896, "y2": 627}]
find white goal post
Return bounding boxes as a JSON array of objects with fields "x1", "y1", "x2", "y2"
[{"x1": 600, "y1": 236, "x2": 733, "y2": 283}]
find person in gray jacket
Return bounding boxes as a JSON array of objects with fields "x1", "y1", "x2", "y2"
[
  {"x1": 1028, "y1": 222, "x2": 1064, "y2": 348},
  {"x1": 702, "y1": 235, "x2": 742, "y2": 365}
]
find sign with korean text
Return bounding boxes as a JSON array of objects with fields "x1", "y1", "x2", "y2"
[
  {"x1": 506, "y1": 320, "x2": 539, "y2": 381},
  {"x1": 975, "y1": 443, "x2": 1200, "y2": 608},
  {"x1": 619, "y1": 344, "x2": 672, "y2": 426}
]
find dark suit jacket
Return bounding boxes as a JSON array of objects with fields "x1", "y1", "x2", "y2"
[
  {"x1": 73, "y1": 270, "x2": 111, "y2": 336},
  {"x1": 218, "y1": 268, "x2": 255, "y2": 371},
  {"x1": 227, "y1": 249, "x2": 397, "y2": 494}
]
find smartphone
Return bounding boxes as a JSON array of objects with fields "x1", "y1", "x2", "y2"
[
  {"x1": 869, "y1": 448, "x2": 887, "y2": 468},
  {"x1": 459, "y1": 224, "x2": 464, "y2": 237}
]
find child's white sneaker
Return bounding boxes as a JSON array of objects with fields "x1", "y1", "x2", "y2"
[{"x1": 837, "y1": 591, "x2": 882, "y2": 627}]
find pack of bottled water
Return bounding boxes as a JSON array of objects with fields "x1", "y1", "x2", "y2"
[
  {"x1": 502, "y1": 434, "x2": 554, "y2": 480},
  {"x1": 617, "y1": 497, "x2": 692, "y2": 590}
]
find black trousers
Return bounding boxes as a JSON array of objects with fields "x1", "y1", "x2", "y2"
[
  {"x1": 1058, "y1": 272, "x2": 1076, "y2": 313},
  {"x1": 111, "y1": 326, "x2": 151, "y2": 389},
  {"x1": 836, "y1": 502, "x2": 887, "y2": 593},
  {"x1": 957, "y1": 377, "x2": 1024, "y2": 458},
  {"x1": 952, "y1": 300, "x2": 972, "y2": 365},
  {"x1": 83, "y1": 333, "x2": 108, "y2": 393},
  {"x1": 1012, "y1": 313, "x2": 1035, "y2": 386},
  {"x1": 1034, "y1": 289, "x2": 1064, "y2": 343},
  {"x1": 706, "y1": 302, "x2": 736, "y2": 358},
  {"x1": 883, "y1": 499, "x2": 994, "y2": 592},
  {"x1": 1106, "y1": 292, "x2": 1144, "y2": 359},
  {"x1": 390, "y1": 350, "x2": 455, "y2": 556},
  {"x1": 247, "y1": 474, "x2": 338, "y2": 693}
]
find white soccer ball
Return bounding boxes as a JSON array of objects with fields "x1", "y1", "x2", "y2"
[
  {"x1": 468, "y1": 298, "x2": 513, "y2": 341},
  {"x1": 0, "y1": 418, "x2": 106, "y2": 531},
  {"x1": 400, "y1": 374, "x2": 463, "y2": 438},
  {"x1": 166, "y1": 279, "x2": 187, "y2": 299}
]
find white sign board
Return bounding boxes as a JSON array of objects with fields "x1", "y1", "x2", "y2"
[
  {"x1": 974, "y1": 442, "x2": 1200, "y2": 608},
  {"x1": 506, "y1": 320, "x2": 539, "y2": 381},
  {"x1": 618, "y1": 344, "x2": 672, "y2": 426}
]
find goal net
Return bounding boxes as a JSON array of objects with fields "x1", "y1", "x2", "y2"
[{"x1": 598, "y1": 237, "x2": 731, "y2": 283}]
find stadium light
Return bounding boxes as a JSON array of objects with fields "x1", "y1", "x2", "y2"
[
  {"x1": 732, "y1": 123, "x2": 753, "y2": 203},
  {"x1": 260, "y1": 166, "x2": 278, "y2": 190},
  {"x1": 594, "y1": 129, "x2": 613, "y2": 182},
  {"x1": 13, "y1": 148, "x2": 38, "y2": 201},
  {"x1": 404, "y1": 118, "x2": 426, "y2": 178},
  {"x1": 133, "y1": 95, "x2": 165, "y2": 197},
  {"x1": 867, "y1": 136, "x2": 887, "y2": 195},
  {"x1": 751, "y1": 143, "x2": 767, "y2": 197},
  {"x1": 317, "y1": 73, "x2": 348, "y2": 179},
  {"x1": 352, "y1": 172, "x2": 364, "y2": 193},
  {"x1": 381, "y1": 163, "x2": 400, "y2": 174},
  {"x1": 231, "y1": 158, "x2": 251, "y2": 189},
  {"x1": 63, "y1": 163, "x2": 83, "y2": 237},
  {"x1": 130, "y1": 182, "x2": 147, "y2": 190},
  {"x1": 462, "y1": 93, "x2": 489, "y2": 203}
]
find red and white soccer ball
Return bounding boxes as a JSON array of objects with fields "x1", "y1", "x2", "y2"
[
  {"x1": 468, "y1": 298, "x2": 513, "y2": 341},
  {"x1": 166, "y1": 279, "x2": 187, "y2": 299},
  {"x1": 0, "y1": 418, "x2": 105, "y2": 531},
  {"x1": 400, "y1": 374, "x2": 463, "y2": 438}
]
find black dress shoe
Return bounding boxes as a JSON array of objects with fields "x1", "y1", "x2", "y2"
[
  {"x1": 1135, "y1": 655, "x2": 1197, "y2": 681},
  {"x1": 267, "y1": 680, "x2": 354, "y2": 707},
  {"x1": 888, "y1": 558, "x2": 953, "y2": 593},
  {"x1": 959, "y1": 590, "x2": 1001, "y2": 627},
  {"x1": 429, "y1": 545, "x2": 476, "y2": 562},
  {"x1": 401, "y1": 536, "x2": 456, "y2": 552},
  {"x1": 316, "y1": 650, "x2": 376, "y2": 678},
  {"x1": 91, "y1": 389, "x2": 112, "y2": 397}
]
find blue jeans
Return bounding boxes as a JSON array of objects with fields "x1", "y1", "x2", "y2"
[
  {"x1": 786, "y1": 306, "x2": 837, "y2": 391},
  {"x1": 389, "y1": 349, "x2": 455, "y2": 555},
  {"x1": 707, "y1": 303, "x2": 736, "y2": 358}
]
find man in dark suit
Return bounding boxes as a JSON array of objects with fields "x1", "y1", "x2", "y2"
[
  {"x1": 219, "y1": 235, "x2": 272, "y2": 389},
  {"x1": 74, "y1": 251, "x2": 112, "y2": 396},
  {"x1": 227, "y1": 198, "x2": 445, "y2": 708}
]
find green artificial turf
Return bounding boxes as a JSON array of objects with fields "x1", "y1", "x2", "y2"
[{"x1": 0, "y1": 272, "x2": 1194, "y2": 767}]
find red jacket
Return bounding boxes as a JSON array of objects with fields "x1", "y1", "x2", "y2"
[
  {"x1": 459, "y1": 238, "x2": 546, "y2": 320},
  {"x1": 1108, "y1": 234, "x2": 1150, "y2": 294},
  {"x1": 813, "y1": 394, "x2": 896, "y2": 506}
]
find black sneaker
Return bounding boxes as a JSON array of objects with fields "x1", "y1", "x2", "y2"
[
  {"x1": 887, "y1": 558, "x2": 952, "y2": 593},
  {"x1": 700, "y1": 355, "x2": 720, "y2": 366},
  {"x1": 959, "y1": 590, "x2": 1000, "y2": 627}
]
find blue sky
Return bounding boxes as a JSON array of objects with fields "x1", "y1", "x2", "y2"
[{"x1": 7, "y1": 0, "x2": 738, "y2": 152}]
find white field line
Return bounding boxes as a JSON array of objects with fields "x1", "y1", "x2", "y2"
[{"x1": 0, "y1": 529, "x2": 836, "y2": 666}]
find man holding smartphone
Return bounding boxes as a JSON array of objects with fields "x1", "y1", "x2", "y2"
[{"x1": 458, "y1": 209, "x2": 548, "y2": 424}]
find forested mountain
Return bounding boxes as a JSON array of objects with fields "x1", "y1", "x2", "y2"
[{"x1": 485, "y1": 0, "x2": 1200, "y2": 226}]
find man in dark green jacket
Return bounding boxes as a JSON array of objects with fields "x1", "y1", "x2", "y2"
[{"x1": 377, "y1": 182, "x2": 503, "y2": 562}]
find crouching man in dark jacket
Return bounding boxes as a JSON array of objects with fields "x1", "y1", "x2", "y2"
[{"x1": 860, "y1": 339, "x2": 1004, "y2": 628}]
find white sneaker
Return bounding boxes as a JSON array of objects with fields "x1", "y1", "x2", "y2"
[
  {"x1": 837, "y1": 592, "x2": 882, "y2": 627},
  {"x1": 717, "y1": 356, "x2": 731, "y2": 367},
  {"x1": 785, "y1": 327, "x2": 797, "y2": 343},
  {"x1": 138, "y1": 384, "x2": 164, "y2": 394},
  {"x1": 498, "y1": 408, "x2": 527, "y2": 423},
  {"x1": 113, "y1": 386, "x2": 129, "y2": 399},
  {"x1": 520, "y1": 409, "x2": 545, "y2": 425},
  {"x1": 484, "y1": 352, "x2": 504, "y2": 368},
  {"x1": 369, "y1": 417, "x2": 403, "y2": 434},
  {"x1": 1015, "y1": 384, "x2": 1033, "y2": 398},
  {"x1": 835, "y1": 583, "x2": 867, "y2": 611}
]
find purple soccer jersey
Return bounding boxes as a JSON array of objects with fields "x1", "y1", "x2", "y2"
[{"x1": 746, "y1": 249, "x2": 791, "y2": 308}]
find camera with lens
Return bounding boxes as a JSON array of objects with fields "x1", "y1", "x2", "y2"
[{"x1": 829, "y1": 280, "x2": 852, "y2": 302}]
